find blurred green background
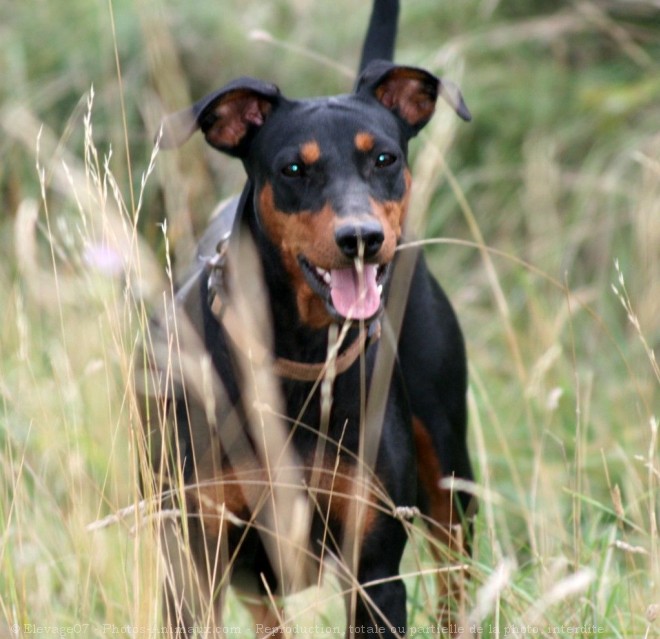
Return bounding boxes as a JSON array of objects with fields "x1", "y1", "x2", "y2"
[
  {"x1": 1, "y1": 0, "x2": 658, "y2": 635},
  {"x1": 2, "y1": 1, "x2": 659, "y2": 323}
]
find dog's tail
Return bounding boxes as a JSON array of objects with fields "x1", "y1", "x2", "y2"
[{"x1": 358, "y1": 0, "x2": 400, "y2": 73}]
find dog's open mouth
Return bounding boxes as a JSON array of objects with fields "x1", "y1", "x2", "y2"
[{"x1": 299, "y1": 256, "x2": 390, "y2": 322}]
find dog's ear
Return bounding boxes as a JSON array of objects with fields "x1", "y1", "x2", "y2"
[
  {"x1": 356, "y1": 61, "x2": 470, "y2": 135},
  {"x1": 159, "y1": 78, "x2": 281, "y2": 156}
]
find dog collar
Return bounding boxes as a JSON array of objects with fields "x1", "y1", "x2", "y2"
[{"x1": 206, "y1": 241, "x2": 381, "y2": 382}]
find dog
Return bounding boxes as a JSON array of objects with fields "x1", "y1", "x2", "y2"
[{"x1": 138, "y1": 0, "x2": 475, "y2": 635}]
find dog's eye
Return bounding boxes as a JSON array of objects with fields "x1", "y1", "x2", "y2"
[
  {"x1": 375, "y1": 153, "x2": 397, "y2": 168},
  {"x1": 282, "y1": 162, "x2": 306, "y2": 178}
]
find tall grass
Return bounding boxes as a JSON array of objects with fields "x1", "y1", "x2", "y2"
[{"x1": 1, "y1": 1, "x2": 658, "y2": 637}]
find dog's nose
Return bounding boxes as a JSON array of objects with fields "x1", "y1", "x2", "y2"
[{"x1": 335, "y1": 220, "x2": 384, "y2": 260}]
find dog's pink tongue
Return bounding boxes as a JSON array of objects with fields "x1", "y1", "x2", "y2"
[{"x1": 330, "y1": 264, "x2": 380, "y2": 320}]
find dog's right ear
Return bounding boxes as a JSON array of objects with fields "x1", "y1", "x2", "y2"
[
  {"x1": 159, "y1": 78, "x2": 281, "y2": 157},
  {"x1": 356, "y1": 61, "x2": 471, "y2": 136}
]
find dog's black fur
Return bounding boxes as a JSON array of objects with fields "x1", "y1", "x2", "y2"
[{"x1": 141, "y1": 1, "x2": 475, "y2": 635}]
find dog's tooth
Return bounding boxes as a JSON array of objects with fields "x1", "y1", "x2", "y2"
[
  {"x1": 314, "y1": 265, "x2": 331, "y2": 285},
  {"x1": 377, "y1": 284, "x2": 383, "y2": 295}
]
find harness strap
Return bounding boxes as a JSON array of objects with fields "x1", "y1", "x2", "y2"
[
  {"x1": 272, "y1": 321, "x2": 381, "y2": 382},
  {"x1": 206, "y1": 243, "x2": 380, "y2": 382}
]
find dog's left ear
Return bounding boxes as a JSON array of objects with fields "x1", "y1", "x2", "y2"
[
  {"x1": 158, "y1": 77, "x2": 281, "y2": 156},
  {"x1": 356, "y1": 61, "x2": 471, "y2": 135}
]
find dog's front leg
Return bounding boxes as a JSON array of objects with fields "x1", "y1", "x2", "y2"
[{"x1": 342, "y1": 514, "x2": 408, "y2": 639}]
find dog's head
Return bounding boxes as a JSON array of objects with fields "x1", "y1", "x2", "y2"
[{"x1": 161, "y1": 62, "x2": 469, "y2": 328}]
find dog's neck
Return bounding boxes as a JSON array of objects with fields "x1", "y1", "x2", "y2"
[
  {"x1": 232, "y1": 184, "x2": 375, "y2": 371},
  {"x1": 239, "y1": 188, "x2": 333, "y2": 364}
]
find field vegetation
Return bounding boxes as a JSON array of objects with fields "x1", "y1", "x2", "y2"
[{"x1": 0, "y1": 1, "x2": 658, "y2": 637}]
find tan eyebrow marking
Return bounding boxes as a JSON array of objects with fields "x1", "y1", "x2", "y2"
[
  {"x1": 300, "y1": 140, "x2": 321, "y2": 164},
  {"x1": 354, "y1": 131, "x2": 375, "y2": 152}
]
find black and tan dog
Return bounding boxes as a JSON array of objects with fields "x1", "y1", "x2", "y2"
[{"x1": 140, "y1": 0, "x2": 475, "y2": 635}]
